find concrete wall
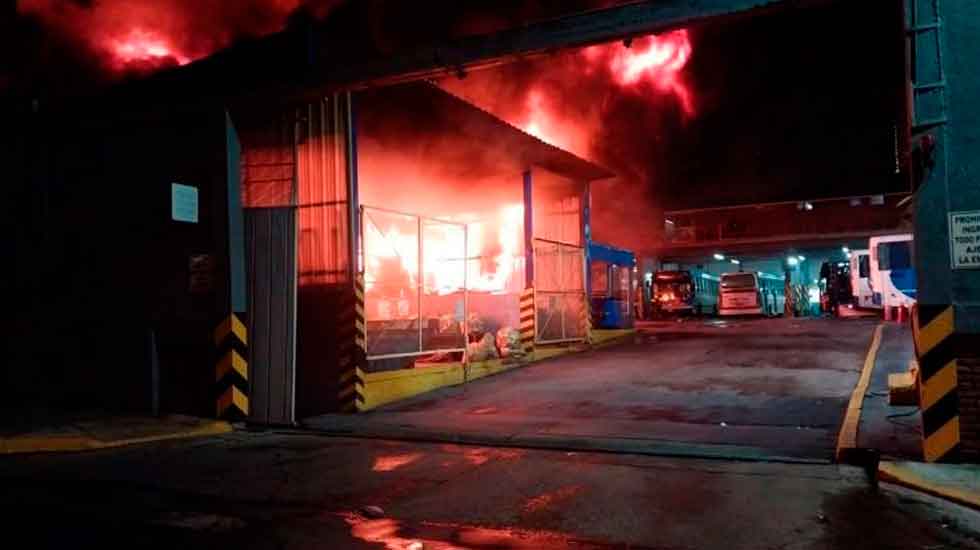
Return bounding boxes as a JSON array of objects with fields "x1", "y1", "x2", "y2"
[{"x1": 5, "y1": 105, "x2": 234, "y2": 417}]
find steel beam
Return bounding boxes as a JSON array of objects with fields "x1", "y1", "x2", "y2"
[{"x1": 317, "y1": 0, "x2": 795, "y2": 92}]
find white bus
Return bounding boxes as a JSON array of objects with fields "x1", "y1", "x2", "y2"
[
  {"x1": 849, "y1": 249, "x2": 877, "y2": 309},
  {"x1": 719, "y1": 272, "x2": 766, "y2": 316},
  {"x1": 869, "y1": 234, "x2": 916, "y2": 310}
]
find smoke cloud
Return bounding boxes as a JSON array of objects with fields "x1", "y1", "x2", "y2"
[
  {"x1": 15, "y1": 0, "x2": 343, "y2": 74},
  {"x1": 439, "y1": 30, "x2": 696, "y2": 254}
]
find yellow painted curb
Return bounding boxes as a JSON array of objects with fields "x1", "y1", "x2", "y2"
[
  {"x1": 359, "y1": 335, "x2": 622, "y2": 411},
  {"x1": 836, "y1": 323, "x2": 883, "y2": 461},
  {"x1": 879, "y1": 462, "x2": 980, "y2": 510},
  {"x1": 0, "y1": 419, "x2": 233, "y2": 455},
  {"x1": 590, "y1": 329, "x2": 636, "y2": 348}
]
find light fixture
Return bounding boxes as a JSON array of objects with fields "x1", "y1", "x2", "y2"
[
  {"x1": 797, "y1": 255, "x2": 806, "y2": 262},
  {"x1": 804, "y1": 202, "x2": 814, "y2": 211},
  {"x1": 787, "y1": 256, "x2": 799, "y2": 266},
  {"x1": 730, "y1": 259, "x2": 740, "y2": 265},
  {"x1": 842, "y1": 246, "x2": 850, "y2": 253},
  {"x1": 713, "y1": 253, "x2": 725, "y2": 261}
]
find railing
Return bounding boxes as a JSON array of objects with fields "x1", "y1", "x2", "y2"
[
  {"x1": 666, "y1": 196, "x2": 910, "y2": 245},
  {"x1": 361, "y1": 206, "x2": 468, "y2": 361}
]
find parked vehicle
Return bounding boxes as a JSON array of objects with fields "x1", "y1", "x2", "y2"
[
  {"x1": 849, "y1": 249, "x2": 877, "y2": 309},
  {"x1": 869, "y1": 234, "x2": 916, "y2": 310},
  {"x1": 652, "y1": 270, "x2": 721, "y2": 316},
  {"x1": 819, "y1": 261, "x2": 853, "y2": 314},
  {"x1": 693, "y1": 271, "x2": 721, "y2": 315},
  {"x1": 757, "y1": 272, "x2": 786, "y2": 316},
  {"x1": 718, "y1": 272, "x2": 765, "y2": 316},
  {"x1": 652, "y1": 270, "x2": 696, "y2": 316}
]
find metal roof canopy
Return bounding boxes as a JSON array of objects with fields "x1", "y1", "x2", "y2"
[{"x1": 359, "y1": 82, "x2": 613, "y2": 182}]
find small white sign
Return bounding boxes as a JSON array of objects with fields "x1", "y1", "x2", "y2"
[
  {"x1": 950, "y1": 210, "x2": 980, "y2": 269},
  {"x1": 171, "y1": 183, "x2": 199, "y2": 223}
]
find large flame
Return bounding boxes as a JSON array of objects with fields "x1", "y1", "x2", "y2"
[
  {"x1": 583, "y1": 29, "x2": 694, "y2": 114},
  {"x1": 363, "y1": 204, "x2": 524, "y2": 299},
  {"x1": 518, "y1": 29, "x2": 695, "y2": 151},
  {"x1": 17, "y1": 0, "x2": 310, "y2": 73},
  {"x1": 109, "y1": 29, "x2": 191, "y2": 68}
]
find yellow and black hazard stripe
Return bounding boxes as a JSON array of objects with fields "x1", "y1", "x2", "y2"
[
  {"x1": 215, "y1": 313, "x2": 248, "y2": 419},
  {"x1": 339, "y1": 367, "x2": 365, "y2": 413},
  {"x1": 913, "y1": 305, "x2": 959, "y2": 462},
  {"x1": 580, "y1": 297, "x2": 592, "y2": 344},
  {"x1": 519, "y1": 287, "x2": 536, "y2": 355},
  {"x1": 337, "y1": 274, "x2": 367, "y2": 413},
  {"x1": 355, "y1": 273, "x2": 366, "y2": 356}
]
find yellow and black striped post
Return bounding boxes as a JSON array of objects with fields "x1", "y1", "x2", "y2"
[
  {"x1": 338, "y1": 273, "x2": 367, "y2": 413},
  {"x1": 215, "y1": 313, "x2": 249, "y2": 419},
  {"x1": 913, "y1": 305, "x2": 960, "y2": 462},
  {"x1": 520, "y1": 287, "x2": 536, "y2": 356},
  {"x1": 581, "y1": 297, "x2": 592, "y2": 344}
]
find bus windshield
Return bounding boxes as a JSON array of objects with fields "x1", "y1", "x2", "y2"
[
  {"x1": 721, "y1": 273, "x2": 757, "y2": 289},
  {"x1": 878, "y1": 242, "x2": 912, "y2": 270},
  {"x1": 654, "y1": 272, "x2": 692, "y2": 294}
]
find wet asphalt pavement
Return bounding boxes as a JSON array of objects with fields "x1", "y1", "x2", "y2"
[
  {"x1": 310, "y1": 316, "x2": 879, "y2": 461},
  {"x1": 3, "y1": 432, "x2": 980, "y2": 549},
  {"x1": 4, "y1": 316, "x2": 971, "y2": 548}
]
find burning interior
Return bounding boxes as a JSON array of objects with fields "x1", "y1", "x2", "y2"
[{"x1": 356, "y1": 83, "x2": 611, "y2": 371}]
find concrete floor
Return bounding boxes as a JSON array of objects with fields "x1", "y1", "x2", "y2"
[
  {"x1": 2, "y1": 317, "x2": 967, "y2": 548},
  {"x1": 2, "y1": 433, "x2": 979, "y2": 549},
  {"x1": 309, "y1": 317, "x2": 879, "y2": 461}
]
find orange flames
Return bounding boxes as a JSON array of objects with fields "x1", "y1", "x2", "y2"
[
  {"x1": 109, "y1": 29, "x2": 191, "y2": 68},
  {"x1": 518, "y1": 29, "x2": 695, "y2": 152},
  {"x1": 16, "y1": 0, "x2": 311, "y2": 72},
  {"x1": 583, "y1": 29, "x2": 694, "y2": 114},
  {"x1": 363, "y1": 204, "x2": 524, "y2": 297}
]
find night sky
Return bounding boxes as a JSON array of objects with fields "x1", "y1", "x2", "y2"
[{"x1": 661, "y1": 0, "x2": 908, "y2": 209}]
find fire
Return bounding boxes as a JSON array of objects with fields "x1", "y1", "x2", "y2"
[
  {"x1": 522, "y1": 90, "x2": 590, "y2": 156},
  {"x1": 515, "y1": 30, "x2": 695, "y2": 154},
  {"x1": 17, "y1": 0, "x2": 315, "y2": 74},
  {"x1": 363, "y1": 204, "x2": 524, "y2": 297},
  {"x1": 583, "y1": 29, "x2": 694, "y2": 115},
  {"x1": 110, "y1": 29, "x2": 190, "y2": 67}
]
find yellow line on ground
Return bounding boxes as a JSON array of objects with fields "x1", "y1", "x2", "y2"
[
  {"x1": 879, "y1": 461, "x2": 980, "y2": 511},
  {"x1": 0, "y1": 420, "x2": 233, "y2": 455},
  {"x1": 835, "y1": 323, "x2": 884, "y2": 462}
]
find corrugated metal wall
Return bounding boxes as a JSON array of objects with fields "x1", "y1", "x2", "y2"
[
  {"x1": 245, "y1": 207, "x2": 297, "y2": 425},
  {"x1": 237, "y1": 94, "x2": 354, "y2": 421},
  {"x1": 295, "y1": 96, "x2": 355, "y2": 418}
]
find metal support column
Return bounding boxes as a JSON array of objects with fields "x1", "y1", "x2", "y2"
[
  {"x1": 909, "y1": 0, "x2": 980, "y2": 462},
  {"x1": 520, "y1": 170, "x2": 536, "y2": 355},
  {"x1": 523, "y1": 170, "x2": 534, "y2": 287}
]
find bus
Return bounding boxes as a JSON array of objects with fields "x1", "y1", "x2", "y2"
[
  {"x1": 849, "y1": 249, "x2": 877, "y2": 309},
  {"x1": 758, "y1": 272, "x2": 786, "y2": 316},
  {"x1": 718, "y1": 272, "x2": 764, "y2": 316},
  {"x1": 869, "y1": 234, "x2": 916, "y2": 310},
  {"x1": 652, "y1": 270, "x2": 719, "y2": 316},
  {"x1": 718, "y1": 271, "x2": 786, "y2": 317}
]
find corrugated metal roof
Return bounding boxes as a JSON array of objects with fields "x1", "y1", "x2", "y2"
[{"x1": 359, "y1": 82, "x2": 613, "y2": 182}]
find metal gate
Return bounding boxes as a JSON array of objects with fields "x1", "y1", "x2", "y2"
[
  {"x1": 533, "y1": 238, "x2": 587, "y2": 343},
  {"x1": 245, "y1": 207, "x2": 297, "y2": 425},
  {"x1": 360, "y1": 206, "x2": 468, "y2": 360}
]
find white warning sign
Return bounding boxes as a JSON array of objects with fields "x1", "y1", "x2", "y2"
[
  {"x1": 171, "y1": 183, "x2": 199, "y2": 223},
  {"x1": 950, "y1": 210, "x2": 980, "y2": 269}
]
